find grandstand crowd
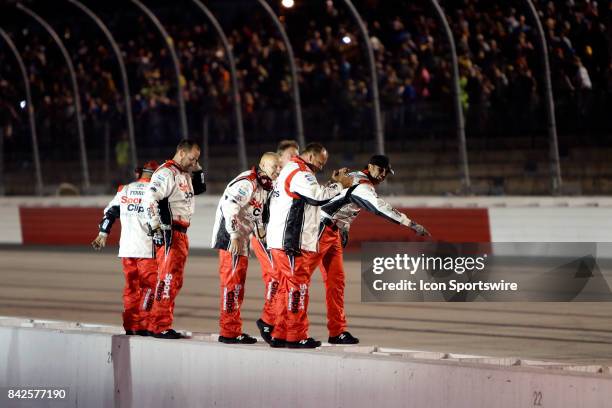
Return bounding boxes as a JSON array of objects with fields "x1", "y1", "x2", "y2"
[{"x1": 0, "y1": 0, "x2": 610, "y2": 156}]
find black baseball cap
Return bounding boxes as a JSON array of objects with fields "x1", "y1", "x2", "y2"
[{"x1": 368, "y1": 155, "x2": 394, "y2": 175}]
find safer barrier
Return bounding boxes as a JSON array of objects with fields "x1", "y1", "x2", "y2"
[{"x1": 2, "y1": 196, "x2": 612, "y2": 246}]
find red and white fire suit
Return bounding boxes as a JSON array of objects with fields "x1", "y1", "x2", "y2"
[
  {"x1": 266, "y1": 157, "x2": 343, "y2": 341},
  {"x1": 249, "y1": 177, "x2": 276, "y2": 328},
  {"x1": 251, "y1": 231, "x2": 276, "y2": 327},
  {"x1": 212, "y1": 167, "x2": 269, "y2": 338},
  {"x1": 98, "y1": 178, "x2": 157, "y2": 332},
  {"x1": 142, "y1": 160, "x2": 205, "y2": 333},
  {"x1": 317, "y1": 170, "x2": 411, "y2": 336}
]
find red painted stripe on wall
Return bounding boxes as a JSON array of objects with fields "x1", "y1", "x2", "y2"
[
  {"x1": 18, "y1": 207, "x2": 490, "y2": 247},
  {"x1": 19, "y1": 207, "x2": 121, "y2": 245},
  {"x1": 346, "y1": 208, "x2": 491, "y2": 249}
]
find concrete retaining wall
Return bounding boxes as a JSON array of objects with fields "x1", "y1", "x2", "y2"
[
  {"x1": 1, "y1": 324, "x2": 612, "y2": 408},
  {"x1": 0, "y1": 326, "x2": 114, "y2": 407}
]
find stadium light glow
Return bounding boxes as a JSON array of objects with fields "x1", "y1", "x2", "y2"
[
  {"x1": 342, "y1": 35, "x2": 351, "y2": 44},
  {"x1": 19, "y1": 100, "x2": 26, "y2": 109},
  {"x1": 281, "y1": 0, "x2": 294, "y2": 8}
]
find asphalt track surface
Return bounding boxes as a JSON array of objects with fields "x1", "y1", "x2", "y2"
[{"x1": 2, "y1": 247, "x2": 612, "y2": 364}]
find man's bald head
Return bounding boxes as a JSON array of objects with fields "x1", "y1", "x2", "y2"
[{"x1": 259, "y1": 152, "x2": 281, "y2": 180}]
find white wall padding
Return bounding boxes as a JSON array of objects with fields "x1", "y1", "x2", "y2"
[
  {"x1": 0, "y1": 205, "x2": 22, "y2": 244},
  {"x1": 488, "y1": 207, "x2": 612, "y2": 242}
]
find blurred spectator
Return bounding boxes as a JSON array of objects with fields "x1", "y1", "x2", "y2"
[
  {"x1": 0, "y1": 0, "x2": 609, "y2": 159},
  {"x1": 115, "y1": 131, "x2": 130, "y2": 179}
]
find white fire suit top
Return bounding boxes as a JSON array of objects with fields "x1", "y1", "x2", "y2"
[
  {"x1": 267, "y1": 156, "x2": 343, "y2": 253},
  {"x1": 320, "y1": 170, "x2": 407, "y2": 232},
  {"x1": 143, "y1": 160, "x2": 195, "y2": 230},
  {"x1": 99, "y1": 179, "x2": 155, "y2": 258},
  {"x1": 211, "y1": 168, "x2": 269, "y2": 256}
]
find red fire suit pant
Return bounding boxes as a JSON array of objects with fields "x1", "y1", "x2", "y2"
[
  {"x1": 316, "y1": 225, "x2": 348, "y2": 337},
  {"x1": 121, "y1": 257, "x2": 158, "y2": 331},
  {"x1": 270, "y1": 249, "x2": 320, "y2": 342},
  {"x1": 218, "y1": 249, "x2": 249, "y2": 338},
  {"x1": 250, "y1": 235, "x2": 279, "y2": 326},
  {"x1": 148, "y1": 230, "x2": 189, "y2": 333}
]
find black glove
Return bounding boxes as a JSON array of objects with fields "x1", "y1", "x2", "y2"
[
  {"x1": 262, "y1": 200, "x2": 270, "y2": 225},
  {"x1": 340, "y1": 229, "x2": 349, "y2": 248},
  {"x1": 148, "y1": 224, "x2": 165, "y2": 247},
  {"x1": 409, "y1": 221, "x2": 430, "y2": 237},
  {"x1": 192, "y1": 170, "x2": 206, "y2": 195}
]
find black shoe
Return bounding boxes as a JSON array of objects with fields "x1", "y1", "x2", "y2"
[
  {"x1": 256, "y1": 319, "x2": 274, "y2": 344},
  {"x1": 125, "y1": 329, "x2": 137, "y2": 335},
  {"x1": 152, "y1": 329, "x2": 184, "y2": 339},
  {"x1": 270, "y1": 337, "x2": 286, "y2": 348},
  {"x1": 328, "y1": 331, "x2": 359, "y2": 345},
  {"x1": 218, "y1": 333, "x2": 257, "y2": 344},
  {"x1": 136, "y1": 330, "x2": 151, "y2": 337},
  {"x1": 286, "y1": 337, "x2": 321, "y2": 349}
]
